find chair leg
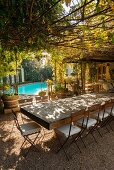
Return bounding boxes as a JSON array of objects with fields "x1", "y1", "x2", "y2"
[
  {"x1": 105, "y1": 125, "x2": 110, "y2": 133},
  {"x1": 84, "y1": 126, "x2": 98, "y2": 143},
  {"x1": 22, "y1": 132, "x2": 41, "y2": 158},
  {"x1": 90, "y1": 132, "x2": 98, "y2": 143},
  {"x1": 68, "y1": 135, "x2": 82, "y2": 153},
  {"x1": 74, "y1": 141, "x2": 82, "y2": 153},
  {"x1": 56, "y1": 135, "x2": 69, "y2": 153},
  {"x1": 105, "y1": 116, "x2": 114, "y2": 131},
  {"x1": 56, "y1": 134, "x2": 70, "y2": 161},
  {"x1": 23, "y1": 145, "x2": 32, "y2": 158},
  {"x1": 69, "y1": 128, "x2": 86, "y2": 149},
  {"x1": 108, "y1": 123, "x2": 113, "y2": 131},
  {"x1": 61, "y1": 144, "x2": 70, "y2": 161},
  {"x1": 20, "y1": 140, "x2": 27, "y2": 150},
  {"x1": 80, "y1": 136, "x2": 87, "y2": 148},
  {"x1": 75, "y1": 129, "x2": 87, "y2": 148},
  {"x1": 100, "y1": 118, "x2": 111, "y2": 130},
  {"x1": 27, "y1": 132, "x2": 41, "y2": 148},
  {"x1": 96, "y1": 128, "x2": 103, "y2": 137},
  {"x1": 84, "y1": 125, "x2": 96, "y2": 137}
]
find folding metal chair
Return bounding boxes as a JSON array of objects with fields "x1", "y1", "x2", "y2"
[
  {"x1": 91, "y1": 101, "x2": 111, "y2": 134},
  {"x1": 76, "y1": 106, "x2": 98, "y2": 143},
  {"x1": 54, "y1": 109, "x2": 85, "y2": 161},
  {"x1": 12, "y1": 110, "x2": 42, "y2": 158},
  {"x1": 109, "y1": 99, "x2": 114, "y2": 121},
  {"x1": 102, "y1": 99, "x2": 114, "y2": 131}
]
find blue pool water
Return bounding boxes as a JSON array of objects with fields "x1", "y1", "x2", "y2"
[{"x1": 18, "y1": 82, "x2": 47, "y2": 95}]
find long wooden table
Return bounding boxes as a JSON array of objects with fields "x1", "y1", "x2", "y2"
[{"x1": 21, "y1": 92, "x2": 114, "y2": 130}]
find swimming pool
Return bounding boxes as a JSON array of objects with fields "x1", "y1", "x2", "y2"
[{"x1": 18, "y1": 82, "x2": 47, "y2": 95}]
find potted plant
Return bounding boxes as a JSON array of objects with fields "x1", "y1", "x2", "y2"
[
  {"x1": 38, "y1": 91, "x2": 46, "y2": 98},
  {"x1": 1, "y1": 83, "x2": 19, "y2": 110},
  {"x1": 0, "y1": 47, "x2": 21, "y2": 112}
]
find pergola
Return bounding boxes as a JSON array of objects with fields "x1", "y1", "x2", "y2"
[
  {"x1": 63, "y1": 45, "x2": 114, "y2": 63},
  {"x1": 48, "y1": 0, "x2": 114, "y2": 60},
  {"x1": 1, "y1": 0, "x2": 114, "y2": 87},
  {"x1": 1, "y1": 1, "x2": 114, "y2": 58}
]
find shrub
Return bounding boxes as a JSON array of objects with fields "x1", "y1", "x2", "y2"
[
  {"x1": 54, "y1": 84, "x2": 65, "y2": 92},
  {"x1": 38, "y1": 91, "x2": 46, "y2": 97}
]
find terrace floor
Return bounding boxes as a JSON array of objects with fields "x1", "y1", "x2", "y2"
[{"x1": 0, "y1": 113, "x2": 114, "y2": 170}]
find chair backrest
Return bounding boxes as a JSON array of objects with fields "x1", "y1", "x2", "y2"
[
  {"x1": 55, "y1": 109, "x2": 85, "y2": 129},
  {"x1": 72, "y1": 109, "x2": 86, "y2": 128},
  {"x1": 71, "y1": 109, "x2": 85, "y2": 123},
  {"x1": 111, "y1": 99, "x2": 114, "y2": 109},
  {"x1": 105, "y1": 100, "x2": 112, "y2": 107},
  {"x1": 91, "y1": 102, "x2": 108, "y2": 120},
  {"x1": 12, "y1": 110, "x2": 22, "y2": 133},
  {"x1": 84, "y1": 104, "x2": 101, "y2": 126},
  {"x1": 67, "y1": 109, "x2": 85, "y2": 136},
  {"x1": 104, "y1": 100, "x2": 114, "y2": 114},
  {"x1": 89, "y1": 103, "x2": 101, "y2": 112},
  {"x1": 56, "y1": 109, "x2": 85, "y2": 137}
]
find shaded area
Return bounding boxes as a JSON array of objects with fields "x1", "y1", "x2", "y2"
[{"x1": 0, "y1": 112, "x2": 114, "y2": 170}]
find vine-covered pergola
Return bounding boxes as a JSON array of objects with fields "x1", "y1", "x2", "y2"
[
  {"x1": 0, "y1": 0, "x2": 114, "y2": 81},
  {"x1": 48, "y1": 0, "x2": 114, "y2": 60}
]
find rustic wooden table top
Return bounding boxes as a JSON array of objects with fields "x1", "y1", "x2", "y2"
[{"x1": 21, "y1": 92, "x2": 114, "y2": 130}]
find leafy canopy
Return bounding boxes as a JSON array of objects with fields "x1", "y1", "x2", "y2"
[{"x1": 0, "y1": 0, "x2": 62, "y2": 51}]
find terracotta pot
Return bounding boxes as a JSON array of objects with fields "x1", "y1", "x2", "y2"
[
  {"x1": 39, "y1": 91, "x2": 46, "y2": 98},
  {"x1": 2, "y1": 95, "x2": 19, "y2": 109}
]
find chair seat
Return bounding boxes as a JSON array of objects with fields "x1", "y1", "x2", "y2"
[
  {"x1": 55, "y1": 124, "x2": 81, "y2": 138},
  {"x1": 111, "y1": 110, "x2": 114, "y2": 116},
  {"x1": 77, "y1": 117, "x2": 97, "y2": 129},
  {"x1": 93, "y1": 111, "x2": 109, "y2": 121},
  {"x1": 105, "y1": 107, "x2": 112, "y2": 114},
  {"x1": 20, "y1": 122, "x2": 41, "y2": 136}
]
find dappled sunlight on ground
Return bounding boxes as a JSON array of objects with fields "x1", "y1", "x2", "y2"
[{"x1": 0, "y1": 111, "x2": 114, "y2": 170}]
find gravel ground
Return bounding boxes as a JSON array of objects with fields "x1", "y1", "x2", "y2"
[{"x1": 0, "y1": 113, "x2": 114, "y2": 170}]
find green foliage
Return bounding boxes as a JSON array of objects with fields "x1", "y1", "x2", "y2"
[
  {"x1": 108, "y1": 32, "x2": 114, "y2": 44},
  {"x1": 0, "y1": 47, "x2": 30, "y2": 77},
  {"x1": 0, "y1": 50, "x2": 16, "y2": 77},
  {"x1": 0, "y1": 83, "x2": 18, "y2": 96},
  {"x1": 22, "y1": 59, "x2": 53, "y2": 82},
  {"x1": 87, "y1": 63, "x2": 97, "y2": 83},
  {"x1": 49, "y1": 48, "x2": 65, "y2": 83},
  {"x1": 46, "y1": 79, "x2": 53, "y2": 85},
  {"x1": 39, "y1": 67, "x2": 53, "y2": 81},
  {"x1": 38, "y1": 91, "x2": 46, "y2": 97},
  {"x1": 0, "y1": 0, "x2": 62, "y2": 51},
  {"x1": 54, "y1": 84, "x2": 65, "y2": 92}
]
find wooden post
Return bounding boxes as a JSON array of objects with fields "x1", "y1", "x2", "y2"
[
  {"x1": 15, "y1": 51, "x2": 18, "y2": 94},
  {"x1": 80, "y1": 61, "x2": 86, "y2": 94}
]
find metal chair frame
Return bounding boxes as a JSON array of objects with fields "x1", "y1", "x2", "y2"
[
  {"x1": 78, "y1": 106, "x2": 99, "y2": 143},
  {"x1": 91, "y1": 102, "x2": 111, "y2": 135},
  {"x1": 55, "y1": 109, "x2": 86, "y2": 161},
  {"x1": 12, "y1": 110, "x2": 42, "y2": 158},
  {"x1": 101, "y1": 99, "x2": 114, "y2": 131},
  {"x1": 88, "y1": 103, "x2": 105, "y2": 137}
]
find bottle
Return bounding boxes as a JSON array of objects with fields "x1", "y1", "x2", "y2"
[{"x1": 32, "y1": 97, "x2": 36, "y2": 106}]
